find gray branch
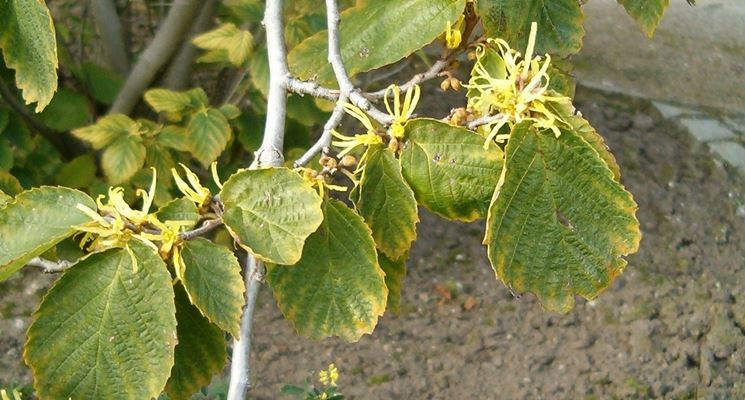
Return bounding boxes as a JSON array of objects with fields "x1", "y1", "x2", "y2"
[
  {"x1": 467, "y1": 113, "x2": 506, "y2": 130},
  {"x1": 178, "y1": 219, "x2": 223, "y2": 241},
  {"x1": 366, "y1": 59, "x2": 449, "y2": 99},
  {"x1": 91, "y1": 0, "x2": 130, "y2": 76},
  {"x1": 294, "y1": 94, "x2": 347, "y2": 167},
  {"x1": 27, "y1": 257, "x2": 72, "y2": 273},
  {"x1": 253, "y1": 0, "x2": 289, "y2": 168},
  {"x1": 162, "y1": 0, "x2": 218, "y2": 90},
  {"x1": 109, "y1": 0, "x2": 201, "y2": 115},
  {"x1": 227, "y1": 254, "x2": 264, "y2": 400}
]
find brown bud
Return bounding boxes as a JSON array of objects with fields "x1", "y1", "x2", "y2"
[
  {"x1": 319, "y1": 155, "x2": 337, "y2": 169},
  {"x1": 450, "y1": 78, "x2": 462, "y2": 91},
  {"x1": 339, "y1": 155, "x2": 358, "y2": 169},
  {"x1": 440, "y1": 79, "x2": 451, "y2": 92},
  {"x1": 467, "y1": 51, "x2": 477, "y2": 61},
  {"x1": 388, "y1": 137, "x2": 399, "y2": 152}
]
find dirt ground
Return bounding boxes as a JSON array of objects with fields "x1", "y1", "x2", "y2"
[{"x1": 2, "y1": 86, "x2": 745, "y2": 399}]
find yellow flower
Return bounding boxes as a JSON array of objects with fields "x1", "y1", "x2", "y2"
[
  {"x1": 443, "y1": 16, "x2": 465, "y2": 49},
  {"x1": 296, "y1": 167, "x2": 347, "y2": 198},
  {"x1": 172, "y1": 163, "x2": 211, "y2": 207},
  {"x1": 319, "y1": 363, "x2": 339, "y2": 387},
  {"x1": 1, "y1": 389, "x2": 22, "y2": 400},
  {"x1": 332, "y1": 103, "x2": 383, "y2": 163},
  {"x1": 383, "y1": 84, "x2": 421, "y2": 139},
  {"x1": 464, "y1": 22, "x2": 571, "y2": 149}
]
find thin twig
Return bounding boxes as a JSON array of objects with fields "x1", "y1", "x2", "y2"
[
  {"x1": 284, "y1": 78, "x2": 339, "y2": 101},
  {"x1": 27, "y1": 257, "x2": 73, "y2": 273},
  {"x1": 227, "y1": 254, "x2": 263, "y2": 400},
  {"x1": 179, "y1": 219, "x2": 223, "y2": 241},
  {"x1": 467, "y1": 113, "x2": 505, "y2": 130},
  {"x1": 109, "y1": 0, "x2": 201, "y2": 115},
  {"x1": 0, "y1": 80, "x2": 71, "y2": 158},
  {"x1": 91, "y1": 0, "x2": 130, "y2": 76},
  {"x1": 366, "y1": 59, "x2": 449, "y2": 99},
  {"x1": 294, "y1": 94, "x2": 347, "y2": 167}
]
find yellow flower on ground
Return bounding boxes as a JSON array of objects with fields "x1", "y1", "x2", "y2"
[
  {"x1": 319, "y1": 363, "x2": 339, "y2": 387},
  {"x1": 384, "y1": 84, "x2": 421, "y2": 139},
  {"x1": 465, "y1": 22, "x2": 572, "y2": 149}
]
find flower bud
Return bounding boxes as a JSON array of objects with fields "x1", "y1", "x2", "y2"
[{"x1": 339, "y1": 155, "x2": 358, "y2": 169}]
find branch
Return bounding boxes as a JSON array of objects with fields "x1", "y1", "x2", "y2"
[
  {"x1": 294, "y1": 94, "x2": 347, "y2": 167},
  {"x1": 227, "y1": 254, "x2": 263, "y2": 400},
  {"x1": 252, "y1": 0, "x2": 289, "y2": 168},
  {"x1": 91, "y1": 0, "x2": 130, "y2": 76},
  {"x1": 467, "y1": 113, "x2": 505, "y2": 130},
  {"x1": 179, "y1": 218, "x2": 223, "y2": 241},
  {"x1": 366, "y1": 59, "x2": 449, "y2": 99},
  {"x1": 162, "y1": 0, "x2": 218, "y2": 90},
  {"x1": 109, "y1": 0, "x2": 201, "y2": 115},
  {"x1": 27, "y1": 257, "x2": 72, "y2": 273}
]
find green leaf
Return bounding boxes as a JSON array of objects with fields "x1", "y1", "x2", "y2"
[
  {"x1": 156, "y1": 125, "x2": 190, "y2": 152},
  {"x1": 145, "y1": 144, "x2": 176, "y2": 187},
  {"x1": 378, "y1": 251, "x2": 407, "y2": 314},
  {"x1": 288, "y1": 0, "x2": 466, "y2": 85},
  {"x1": 165, "y1": 284, "x2": 227, "y2": 400},
  {"x1": 72, "y1": 114, "x2": 138, "y2": 150},
  {"x1": 401, "y1": 119, "x2": 504, "y2": 221},
  {"x1": 25, "y1": 242, "x2": 177, "y2": 400},
  {"x1": 193, "y1": 23, "x2": 254, "y2": 66},
  {"x1": 0, "y1": 186, "x2": 95, "y2": 281},
  {"x1": 267, "y1": 199, "x2": 387, "y2": 341},
  {"x1": 476, "y1": 0, "x2": 585, "y2": 57},
  {"x1": 156, "y1": 197, "x2": 200, "y2": 227},
  {"x1": 545, "y1": 101, "x2": 621, "y2": 181},
  {"x1": 617, "y1": 0, "x2": 669, "y2": 37},
  {"x1": 356, "y1": 145, "x2": 418, "y2": 260},
  {"x1": 54, "y1": 154, "x2": 97, "y2": 188},
  {"x1": 0, "y1": 170, "x2": 22, "y2": 195},
  {"x1": 38, "y1": 88, "x2": 92, "y2": 131},
  {"x1": 144, "y1": 88, "x2": 208, "y2": 114},
  {"x1": 102, "y1": 134, "x2": 146, "y2": 184},
  {"x1": 219, "y1": 104, "x2": 241, "y2": 120},
  {"x1": 484, "y1": 123, "x2": 641, "y2": 313},
  {"x1": 248, "y1": 46, "x2": 269, "y2": 96},
  {"x1": 0, "y1": 0, "x2": 58, "y2": 112},
  {"x1": 179, "y1": 238, "x2": 245, "y2": 337},
  {"x1": 76, "y1": 62, "x2": 123, "y2": 104},
  {"x1": 0, "y1": 189, "x2": 10, "y2": 208},
  {"x1": 221, "y1": 168, "x2": 323, "y2": 265},
  {"x1": 187, "y1": 108, "x2": 232, "y2": 167},
  {"x1": 0, "y1": 138, "x2": 13, "y2": 170}
]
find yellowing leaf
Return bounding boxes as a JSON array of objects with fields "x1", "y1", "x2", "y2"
[
  {"x1": 187, "y1": 108, "x2": 231, "y2": 167},
  {"x1": 484, "y1": 123, "x2": 641, "y2": 313},
  {"x1": 25, "y1": 242, "x2": 177, "y2": 400},
  {"x1": 193, "y1": 23, "x2": 254, "y2": 66},
  {"x1": 401, "y1": 119, "x2": 504, "y2": 221},
  {"x1": 0, "y1": 186, "x2": 95, "y2": 281},
  {"x1": 476, "y1": 0, "x2": 585, "y2": 57},
  {"x1": 288, "y1": 0, "x2": 466, "y2": 85},
  {"x1": 144, "y1": 88, "x2": 208, "y2": 114},
  {"x1": 179, "y1": 238, "x2": 245, "y2": 337},
  {"x1": 165, "y1": 284, "x2": 227, "y2": 400},
  {"x1": 356, "y1": 145, "x2": 418, "y2": 260},
  {"x1": 221, "y1": 168, "x2": 323, "y2": 265},
  {"x1": 267, "y1": 199, "x2": 387, "y2": 341},
  {"x1": 102, "y1": 134, "x2": 146, "y2": 184},
  {"x1": 0, "y1": 0, "x2": 58, "y2": 112},
  {"x1": 617, "y1": 0, "x2": 670, "y2": 37},
  {"x1": 0, "y1": 189, "x2": 10, "y2": 208},
  {"x1": 72, "y1": 114, "x2": 138, "y2": 150},
  {"x1": 378, "y1": 251, "x2": 407, "y2": 314}
]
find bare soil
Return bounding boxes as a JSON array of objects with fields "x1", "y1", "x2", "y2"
[{"x1": 2, "y1": 86, "x2": 745, "y2": 399}]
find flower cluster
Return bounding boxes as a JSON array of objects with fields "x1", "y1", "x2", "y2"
[
  {"x1": 74, "y1": 164, "x2": 218, "y2": 274},
  {"x1": 465, "y1": 22, "x2": 572, "y2": 148}
]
